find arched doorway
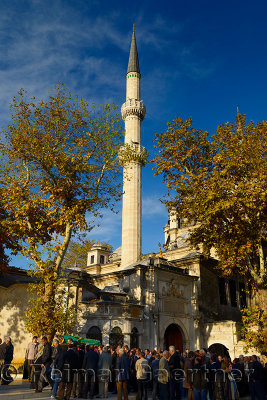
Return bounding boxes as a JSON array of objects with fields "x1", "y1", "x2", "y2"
[
  {"x1": 86, "y1": 326, "x2": 102, "y2": 343},
  {"x1": 130, "y1": 327, "x2": 139, "y2": 349},
  {"x1": 109, "y1": 326, "x2": 124, "y2": 348},
  {"x1": 208, "y1": 343, "x2": 229, "y2": 357},
  {"x1": 164, "y1": 324, "x2": 183, "y2": 352}
]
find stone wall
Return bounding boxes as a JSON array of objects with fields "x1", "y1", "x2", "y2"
[
  {"x1": 0, "y1": 283, "x2": 32, "y2": 362},
  {"x1": 202, "y1": 321, "x2": 247, "y2": 358}
]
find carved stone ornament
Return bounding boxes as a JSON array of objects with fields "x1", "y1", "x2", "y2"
[{"x1": 167, "y1": 283, "x2": 181, "y2": 298}]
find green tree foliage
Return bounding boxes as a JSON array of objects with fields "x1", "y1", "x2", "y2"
[
  {"x1": 153, "y1": 115, "x2": 267, "y2": 353},
  {"x1": 0, "y1": 84, "x2": 123, "y2": 339}
]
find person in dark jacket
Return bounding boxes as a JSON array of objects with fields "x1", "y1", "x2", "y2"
[
  {"x1": 169, "y1": 346, "x2": 182, "y2": 400},
  {"x1": 71, "y1": 342, "x2": 84, "y2": 399},
  {"x1": 152, "y1": 353, "x2": 160, "y2": 400},
  {"x1": 191, "y1": 357, "x2": 207, "y2": 400},
  {"x1": 98, "y1": 346, "x2": 112, "y2": 398},
  {"x1": 50, "y1": 338, "x2": 62, "y2": 399},
  {"x1": 249, "y1": 355, "x2": 265, "y2": 400},
  {"x1": 207, "y1": 354, "x2": 224, "y2": 400},
  {"x1": 1, "y1": 338, "x2": 13, "y2": 385},
  {"x1": 76, "y1": 343, "x2": 85, "y2": 398},
  {"x1": 183, "y1": 352, "x2": 195, "y2": 400},
  {"x1": 35, "y1": 336, "x2": 52, "y2": 392},
  {"x1": 129, "y1": 349, "x2": 138, "y2": 393},
  {"x1": 57, "y1": 343, "x2": 79, "y2": 400},
  {"x1": 0, "y1": 339, "x2": 7, "y2": 382},
  {"x1": 110, "y1": 347, "x2": 118, "y2": 394},
  {"x1": 82, "y1": 345, "x2": 99, "y2": 399},
  {"x1": 116, "y1": 348, "x2": 130, "y2": 400}
]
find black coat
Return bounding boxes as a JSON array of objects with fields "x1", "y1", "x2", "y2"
[
  {"x1": 76, "y1": 349, "x2": 84, "y2": 369},
  {"x1": 36, "y1": 342, "x2": 52, "y2": 366},
  {"x1": 0, "y1": 343, "x2": 7, "y2": 360},
  {"x1": 116, "y1": 354, "x2": 130, "y2": 381},
  {"x1": 192, "y1": 364, "x2": 208, "y2": 390},
  {"x1": 41, "y1": 342, "x2": 52, "y2": 365},
  {"x1": 82, "y1": 349, "x2": 99, "y2": 373},
  {"x1": 58, "y1": 348, "x2": 79, "y2": 383},
  {"x1": 4, "y1": 343, "x2": 14, "y2": 364},
  {"x1": 251, "y1": 361, "x2": 265, "y2": 382},
  {"x1": 169, "y1": 351, "x2": 181, "y2": 379}
]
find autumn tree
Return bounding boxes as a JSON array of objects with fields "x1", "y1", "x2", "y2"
[
  {"x1": 0, "y1": 202, "x2": 20, "y2": 271},
  {"x1": 0, "y1": 84, "x2": 123, "y2": 339},
  {"x1": 153, "y1": 115, "x2": 267, "y2": 353},
  {"x1": 62, "y1": 238, "x2": 113, "y2": 270}
]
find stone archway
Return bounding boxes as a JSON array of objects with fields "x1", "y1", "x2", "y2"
[
  {"x1": 109, "y1": 326, "x2": 124, "y2": 348},
  {"x1": 164, "y1": 323, "x2": 184, "y2": 352},
  {"x1": 86, "y1": 326, "x2": 102, "y2": 343}
]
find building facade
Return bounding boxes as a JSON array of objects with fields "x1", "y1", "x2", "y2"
[{"x1": 71, "y1": 26, "x2": 249, "y2": 358}]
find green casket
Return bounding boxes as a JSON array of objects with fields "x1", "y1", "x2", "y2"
[{"x1": 62, "y1": 335, "x2": 101, "y2": 346}]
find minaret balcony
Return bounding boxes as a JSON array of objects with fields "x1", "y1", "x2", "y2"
[
  {"x1": 118, "y1": 143, "x2": 148, "y2": 166},
  {"x1": 121, "y1": 98, "x2": 146, "y2": 121}
]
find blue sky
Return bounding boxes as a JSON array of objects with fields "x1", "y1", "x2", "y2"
[{"x1": 2, "y1": 0, "x2": 267, "y2": 267}]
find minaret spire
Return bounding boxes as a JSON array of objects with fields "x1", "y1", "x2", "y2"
[
  {"x1": 120, "y1": 25, "x2": 146, "y2": 268},
  {"x1": 127, "y1": 23, "x2": 140, "y2": 74}
]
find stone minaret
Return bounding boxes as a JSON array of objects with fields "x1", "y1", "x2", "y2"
[{"x1": 120, "y1": 24, "x2": 146, "y2": 268}]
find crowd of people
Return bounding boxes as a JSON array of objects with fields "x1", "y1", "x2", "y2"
[{"x1": 0, "y1": 335, "x2": 267, "y2": 400}]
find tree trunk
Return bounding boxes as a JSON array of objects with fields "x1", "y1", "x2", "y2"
[
  {"x1": 257, "y1": 287, "x2": 267, "y2": 355},
  {"x1": 43, "y1": 279, "x2": 56, "y2": 342}
]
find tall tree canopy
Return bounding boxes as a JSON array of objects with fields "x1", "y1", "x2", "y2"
[
  {"x1": 153, "y1": 115, "x2": 267, "y2": 352},
  {"x1": 0, "y1": 84, "x2": 123, "y2": 338}
]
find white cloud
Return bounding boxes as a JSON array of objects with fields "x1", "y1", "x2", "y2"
[
  {"x1": 84, "y1": 207, "x2": 122, "y2": 248},
  {"x1": 142, "y1": 195, "x2": 167, "y2": 218}
]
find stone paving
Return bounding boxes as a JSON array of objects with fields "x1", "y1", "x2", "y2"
[
  {"x1": 0, "y1": 378, "x2": 137, "y2": 400},
  {"x1": 0, "y1": 378, "x2": 252, "y2": 400}
]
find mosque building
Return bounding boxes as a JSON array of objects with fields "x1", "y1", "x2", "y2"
[{"x1": 71, "y1": 25, "x2": 249, "y2": 357}]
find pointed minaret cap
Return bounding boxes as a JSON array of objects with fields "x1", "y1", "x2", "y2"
[{"x1": 127, "y1": 23, "x2": 140, "y2": 74}]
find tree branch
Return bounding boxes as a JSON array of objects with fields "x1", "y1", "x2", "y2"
[
  {"x1": 246, "y1": 254, "x2": 263, "y2": 287},
  {"x1": 54, "y1": 222, "x2": 72, "y2": 275},
  {"x1": 259, "y1": 239, "x2": 266, "y2": 280},
  {"x1": 93, "y1": 161, "x2": 107, "y2": 199}
]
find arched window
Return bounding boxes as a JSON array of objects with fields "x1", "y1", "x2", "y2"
[
  {"x1": 86, "y1": 326, "x2": 102, "y2": 343},
  {"x1": 109, "y1": 326, "x2": 123, "y2": 348},
  {"x1": 130, "y1": 327, "x2": 139, "y2": 349}
]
